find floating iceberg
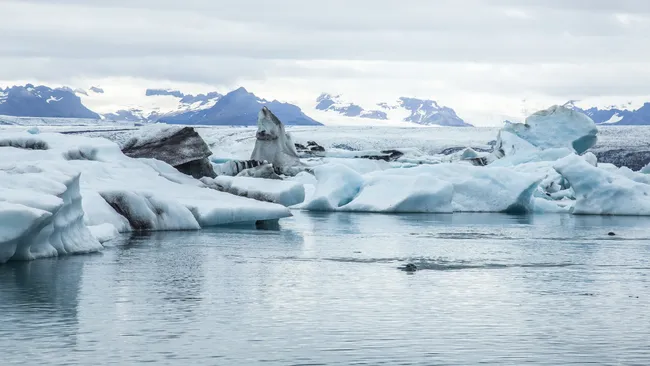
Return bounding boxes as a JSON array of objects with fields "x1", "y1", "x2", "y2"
[
  {"x1": 340, "y1": 174, "x2": 453, "y2": 213},
  {"x1": 120, "y1": 124, "x2": 216, "y2": 179},
  {"x1": 300, "y1": 162, "x2": 539, "y2": 213},
  {"x1": 0, "y1": 172, "x2": 102, "y2": 263},
  {"x1": 501, "y1": 105, "x2": 598, "y2": 154},
  {"x1": 0, "y1": 132, "x2": 292, "y2": 262},
  {"x1": 554, "y1": 154, "x2": 650, "y2": 215},
  {"x1": 251, "y1": 107, "x2": 302, "y2": 173}
]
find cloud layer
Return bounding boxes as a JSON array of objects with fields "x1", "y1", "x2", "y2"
[{"x1": 1, "y1": 0, "x2": 649, "y2": 124}]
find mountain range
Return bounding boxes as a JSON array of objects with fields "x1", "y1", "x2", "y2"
[
  {"x1": 0, "y1": 84, "x2": 100, "y2": 119},
  {"x1": 315, "y1": 93, "x2": 471, "y2": 126},
  {"x1": 2, "y1": 83, "x2": 650, "y2": 126},
  {"x1": 564, "y1": 100, "x2": 650, "y2": 126}
]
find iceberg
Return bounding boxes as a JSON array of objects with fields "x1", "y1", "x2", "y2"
[
  {"x1": 339, "y1": 174, "x2": 453, "y2": 213},
  {"x1": 120, "y1": 124, "x2": 216, "y2": 179},
  {"x1": 0, "y1": 131, "x2": 292, "y2": 262},
  {"x1": 202, "y1": 176, "x2": 306, "y2": 207},
  {"x1": 377, "y1": 164, "x2": 542, "y2": 213},
  {"x1": 250, "y1": 107, "x2": 302, "y2": 173},
  {"x1": 501, "y1": 105, "x2": 598, "y2": 154},
  {"x1": 0, "y1": 172, "x2": 103, "y2": 264},
  {"x1": 300, "y1": 162, "x2": 539, "y2": 213},
  {"x1": 302, "y1": 164, "x2": 365, "y2": 211},
  {"x1": 554, "y1": 154, "x2": 650, "y2": 215}
]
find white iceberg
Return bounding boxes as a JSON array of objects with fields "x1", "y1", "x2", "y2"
[
  {"x1": 554, "y1": 154, "x2": 650, "y2": 215},
  {"x1": 0, "y1": 172, "x2": 103, "y2": 264},
  {"x1": 300, "y1": 162, "x2": 540, "y2": 213},
  {"x1": 340, "y1": 174, "x2": 453, "y2": 213},
  {"x1": 0, "y1": 132, "x2": 292, "y2": 262},
  {"x1": 302, "y1": 164, "x2": 366, "y2": 211},
  {"x1": 501, "y1": 105, "x2": 598, "y2": 154},
  {"x1": 378, "y1": 164, "x2": 542, "y2": 213}
]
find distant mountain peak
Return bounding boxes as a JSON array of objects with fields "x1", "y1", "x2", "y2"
[
  {"x1": 160, "y1": 87, "x2": 320, "y2": 126},
  {"x1": 0, "y1": 84, "x2": 99, "y2": 119},
  {"x1": 315, "y1": 93, "x2": 470, "y2": 126},
  {"x1": 565, "y1": 100, "x2": 650, "y2": 125},
  {"x1": 231, "y1": 86, "x2": 250, "y2": 94},
  {"x1": 315, "y1": 93, "x2": 387, "y2": 120}
]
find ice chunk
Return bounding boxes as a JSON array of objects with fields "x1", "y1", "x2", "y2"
[
  {"x1": 202, "y1": 176, "x2": 306, "y2": 207},
  {"x1": 502, "y1": 105, "x2": 598, "y2": 154},
  {"x1": 374, "y1": 164, "x2": 542, "y2": 213},
  {"x1": 489, "y1": 131, "x2": 573, "y2": 167},
  {"x1": 554, "y1": 154, "x2": 650, "y2": 215},
  {"x1": 120, "y1": 124, "x2": 216, "y2": 179},
  {"x1": 0, "y1": 173, "x2": 103, "y2": 264},
  {"x1": 1, "y1": 131, "x2": 293, "y2": 263},
  {"x1": 340, "y1": 174, "x2": 453, "y2": 213},
  {"x1": 27, "y1": 126, "x2": 40, "y2": 135},
  {"x1": 302, "y1": 164, "x2": 365, "y2": 211},
  {"x1": 251, "y1": 107, "x2": 302, "y2": 171},
  {"x1": 300, "y1": 161, "x2": 539, "y2": 213}
]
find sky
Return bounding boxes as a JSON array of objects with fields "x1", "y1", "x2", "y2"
[{"x1": 1, "y1": 0, "x2": 650, "y2": 125}]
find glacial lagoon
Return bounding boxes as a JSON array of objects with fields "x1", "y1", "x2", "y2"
[{"x1": 1, "y1": 211, "x2": 649, "y2": 365}]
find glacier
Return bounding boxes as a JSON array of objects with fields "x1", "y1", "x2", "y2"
[{"x1": 0, "y1": 131, "x2": 291, "y2": 263}]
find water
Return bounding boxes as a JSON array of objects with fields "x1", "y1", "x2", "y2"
[{"x1": 1, "y1": 212, "x2": 650, "y2": 365}]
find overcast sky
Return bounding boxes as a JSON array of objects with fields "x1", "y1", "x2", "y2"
[{"x1": 1, "y1": 0, "x2": 649, "y2": 125}]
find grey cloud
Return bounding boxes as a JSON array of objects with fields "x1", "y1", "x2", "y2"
[{"x1": 0, "y1": 0, "x2": 649, "y2": 107}]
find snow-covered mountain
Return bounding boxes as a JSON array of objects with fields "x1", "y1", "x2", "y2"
[
  {"x1": 564, "y1": 100, "x2": 650, "y2": 126},
  {"x1": 101, "y1": 89, "x2": 224, "y2": 122},
  {"x1": 161, "y1": 87, "x2": 322, "y2": 126},
  {"x1": 315, "y1": 93, "x2": 472, "y2": 127},
  {"x1": 0, "y1": 84, "x2": 100, "y2": 119}
]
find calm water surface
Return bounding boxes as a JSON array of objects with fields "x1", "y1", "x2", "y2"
[{"x1": 1, "y1": 212, "x2": 650, "y2": 365}]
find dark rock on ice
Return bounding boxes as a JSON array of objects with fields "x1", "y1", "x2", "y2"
[
  {"x1": 175, "y1": 158, "x2": 216, "y2": 180},
  {"x1": 358, "y1": 149, "x2": 404, "y2": 162},
  {"x1": 295, "y1": 140, "x2": 326, "y2": 157},
  {"x1": 608, "y1": 232, "x2": 616, "y2": 236},
  {"x1": 121, "y1": 126, "x2": 216, "y2": 179},
  {"x1": 401, "y1": 263, "x2": 418, "y2": 272},
  {"x1": 214, "y1": 160, "x2": 265, "y2": 177},
  {"x1": 594, "y1": 149, "x2": 650, "y2": 171}
]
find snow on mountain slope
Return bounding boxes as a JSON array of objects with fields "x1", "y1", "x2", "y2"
[
  {"x1": 315, "y1": 93, "x2": 471, "y2": 126},
  {"x1": 564, "y1": 98, "x2": 650, "y2": 126},
  {"x1": 161, "y1": 87, "x2": 322, "y2": 126},
  {"x1": 0, "y1": 84, "x2": 100, "y2": 119},
  {"x1": 79, "y1": 87, "x2": 223, "y2": 122}
]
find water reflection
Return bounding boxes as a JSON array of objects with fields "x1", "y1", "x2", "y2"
[{"x1": 0, "y1": 257, "x2": 85, "y2": 355}]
